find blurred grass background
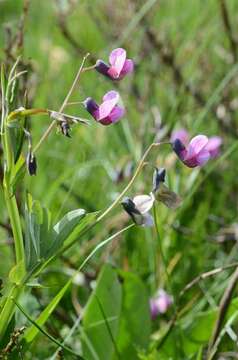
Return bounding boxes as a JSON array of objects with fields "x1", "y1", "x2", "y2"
[{"x1": 0, "y1": 0, "x2": 238, "y2": 358}]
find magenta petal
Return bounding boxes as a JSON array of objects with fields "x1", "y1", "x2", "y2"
[
  {"x1": 205, "y1": 136, "x2": 222, "y2": 158},
  {"x1": 102, "y1": 90, "x2": 119, "y2": 102},
  {"x1": 119, "y1": 59, "x2": 134, "y2": 78},
  {"x1": 187, "y1": 135, "x2": 209, "y2": 158},
  {"x1": 171, "y1": 128, "x2": 189, "y2": 145},
  {"x1": 109, "y1": 48, "x2": 126, "y2": 76},
  {"x1": 98, "y1": 91, "x2": 119, "y2": 119},
  {"x1": 108, "y1": 105, "x2": 124, "y2": 123},
  {"x1": 196, "y1": 149, "x2": 211, "y2": 166}
]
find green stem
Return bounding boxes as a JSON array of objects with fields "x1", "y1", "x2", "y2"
[
  {"x1": 0, "y1": 285, "x2": 21, "y2": 339},
  {"x1": 4, "y1": 188, "x2": 25, "y2": 266},
  {"x1": 0, "y1": 117, "x2": 25, "y2": 339}
]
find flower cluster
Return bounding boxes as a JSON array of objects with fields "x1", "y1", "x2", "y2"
[{"x1": 83, "y1": 48, "x2": 133, "y2": 126}]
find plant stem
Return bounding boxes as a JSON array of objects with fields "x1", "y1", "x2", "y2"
[
  {"x1": 97, "y1": 142, "x2": 160, "y2": 222},
  {"x1": 33, "y1": 53, "x2": 90, "y2": 153},
  {"x1": 0, "y1": 285, "x2": 21, "y2": 339},
  {"x1": 4, "y1": 189, "x2": 25, "y2": 266}
]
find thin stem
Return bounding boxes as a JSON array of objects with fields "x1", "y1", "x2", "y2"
[
  {"x1": 153, "y1": 204, "x2": 183, "y2": 357},
  {"x1": 207, "y1": 266, "x2": 238, "y2": 359},
  {"x1": 40, "y1": 142, "x2": 166, "y2": 267},
  {"x1": 97, "y1": 142, "x2": 160, "y2": 222},
  {"x1": 81, "y1": 64, "x2": 96, "y2": 72},
  {"x1": 33, "y1": 53, "x2": 90, "y2": 153}
]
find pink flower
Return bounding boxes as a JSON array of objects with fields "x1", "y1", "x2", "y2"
[
  {"x1": 150, "y1": 290, "x2": 173, "y2": 319},
  {"x1": 83, "y1": 91, "x2": 125, "y2": 126},
  {"x1": 170, "y1": 128, "x2": 189, "y2": 145},
  {"x1": 95, "y1": 48, "x2": 134, "y2": 80},
  {"x1": 172, "y1": 133, "x2": 222, "y2": 168}
]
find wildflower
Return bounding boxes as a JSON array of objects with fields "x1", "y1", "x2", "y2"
[
  {"x1": 121, "y1": 194, "x2": 154, "y2": 227},
  {"x1": 95, "y1": 48, "x2": 134, "y2": 80},
  {"x1": 26, "y1": 152, "x2": 37, "y2": 176},
  {"x1": 83, "y1": 90, "x2": 124, "y2": 125},
  {"x1": 150, "y1": 289, "x2": 173, "y2": 319},
  {"x1": 173, "y1": 135, "x2": 211, "y2": 168},
  {"x1": 171, "y1": 130, "x2": 222, "y2": 167},
  {"x1": 152, "y1": 168, "x2": 181, "y2": 209}
]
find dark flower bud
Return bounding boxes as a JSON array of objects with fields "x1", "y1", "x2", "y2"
[
  {"x1": 152, "y1": 167, "x2": 166, "y2": 192},
  {"x1": 83, "y1": 97, "x2": 99, "y2": 116},
  {"x1": 60, "y1": 121, "x2": 71, "y2": 138},
  {"x1": 95, "y1": 59, "x2": 110, "y2": 78},
  {"x1": 26, "y1": 152, "x2": 37, "y2": 176},
  {"x1": 172, "y1": 138, "x2": 186, "y2": 157}
]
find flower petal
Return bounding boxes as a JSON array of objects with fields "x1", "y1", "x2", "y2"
[
  {"x1": 119, "y1": 59, "x2": 134, "y2": 78},
  {"x1": 156, "y1": 184, "x2": 182, "y2": 209},
  {"x1": 98, "y1": 91, "x2": 119, "y2": 120},
  {"x1": 196, "y1": 149, "x2": 210, "y2": 166},
  {"x1": 108, "y1": 48, "x2": 126, "y2": 78},
  {"x1": 133, "y1": 194, "x2": 155, "y2": 214},
  {"x1": 109, "y1": 48, "x2": 126, "y2": 75},
  {"x1": 205, "y1": 136, "x2": 222, "y2": 158},
  {"x1": 141, "y1": 213, "x2": 154, "y2": 227},
  {"x1": 187, "y1": 135, "x2": 208, "y2": 158},
  {"x1": 170, "y1": 128, "x2": 189, "y2": 145},
  {"x1": 83, "y1": 97, "x2": 99, "y2": 119},
  {"x1": 108, "y1": 106, "x2": 124, "y2": 123}
]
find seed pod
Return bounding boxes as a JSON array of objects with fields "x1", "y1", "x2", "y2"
[{"x1": 26, "y1": 152, "x2": 37, "y2": 176}]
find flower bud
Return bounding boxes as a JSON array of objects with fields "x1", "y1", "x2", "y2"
[
  {"x1": 26, "y1": 152, "x2": 37, "y2": 176},
  {"x1": 152, "y1": 167, "x2": 166, "y2": 192}
]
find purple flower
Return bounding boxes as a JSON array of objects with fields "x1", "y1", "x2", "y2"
[
  {"x1": 95, "y1": 48, "x2": 134, "y2": 80},
  {"x1": 170, "y1": 128, "x2": 189, "y2": 145},
  {"x1": 172, "y1": 133, "x2": 222, "y2": 168},
  {"x1": 173, "y1": 135, "x2": 210, "y2": 168},
  {"x1": 150, "y1": 290, "x2": 173, "y2": 320},
  {"x1": 83, "y1": 91, "x2": 125, "y2": 126}
]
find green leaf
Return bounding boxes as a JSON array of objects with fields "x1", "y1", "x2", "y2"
[
  {"x1": 115, "y1": 271, "x2": 151, "y2": 359},
  {"x1": 47, "y1": 208, "x2": 86, "y2": 257},
  {"x1": 9, "y1": 261, "x2": 25, "y2": 285},
  {"x1": 24, "y1": 194, "x2": 52, "y2": 271},
  {"x1": 24, "y1": 280, "x2": 71, "y2": 343},
  {"x1": 82, "y1": 264, "x2": 122, "y2": 360},
  {"x1": 24, "y1": 193, "x2": 92, "y2": 271}
]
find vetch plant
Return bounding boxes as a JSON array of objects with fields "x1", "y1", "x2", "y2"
[{"x1": 0, "y1": 45, "x2": 222, "y2": 358}]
